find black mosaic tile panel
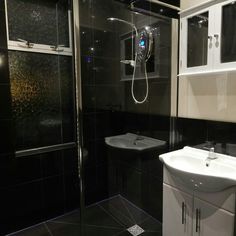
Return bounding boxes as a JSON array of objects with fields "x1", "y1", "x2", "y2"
[
  {"x1": 8, "y1": 51, "x2": 74, "y2": 150},
  {"x1": 9, "y1": 51, "x2": 62, "y2": 150},
  {"x1": 7, "y1": 0, "x2": 70, "y2": 46}
]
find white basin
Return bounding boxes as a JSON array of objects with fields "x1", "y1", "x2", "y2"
[
  {"x1": 159, "y1": 146, "x2": 236, "y2": 192},
  {"x1": 105, "y1": 133, "x2": 166, "y2": 151}
]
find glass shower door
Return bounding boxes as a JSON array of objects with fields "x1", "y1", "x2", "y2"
[{"x1": 79, "y1": 0, "x2": 174, "y2": 235}]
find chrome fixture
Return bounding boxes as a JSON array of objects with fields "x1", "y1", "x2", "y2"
[
  {"x1": 107, "y1": 17, "x2": 138, "y2": 37},
  {"x1": 17, "y1": 38, "x2": 34, "y2": 48},
  {"x1": 204, "y1": 147, "x2": 217, "y2": 166},
  {"x1": 133, "y1": 135, "x2": 144, "y2": 145},
  {"x1": 107, "y1": 17, "x2": 153, "y2": 104},
  {"x1": 50, "y1": 44, "x2": 65, "y2": 52}
]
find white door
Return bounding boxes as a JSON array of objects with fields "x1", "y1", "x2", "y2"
[
  {"x1": 193, "y1": 197, "x2": 234, "y2": 236},
  {"x1": 163, "y1": 184, "x2": 193, "y2": 236}
]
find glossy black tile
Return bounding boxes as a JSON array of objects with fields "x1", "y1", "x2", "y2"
[
  {"x1": 80, "y1": 27, "x2": 120, "y2": 59},
  {"x1": 207, "y1": 120, "x2": 236, "y2": 146},
  {"x1": 47, "y1": 221, "x2": 123, "y2": 236},
  {"x1": 117, "y1": 230, "x2": 162, "y2": 236},
  {"x1": 42, "y1": 176, "x2": 65, "y2": 219},
  {"x1": 0, "y1": 10, "x2": 7, "y2": 49},
  {"x1": 64, "y1": 173, "x2": 80, "y2": 211},
  {"x1": 0, "y1": 181, "x2": 44, "y2": 235},
  {"x1": 100, "y1": 196, "x2": 150, "y2": 228},
  {"x1": 81, "y1": 56, "x2": 121, "y2": 86},
  {"x1": 0, "y1": 119, "x2": 14, "y2": 155},
  {"x1": 134, "y1": 0, "x2": 179, "y2": 19},
  {"x1": 10, "y1": 223, "x2": 50, "y2": 236},
  {"x1": 121, "y1": 166, "x2": 146, "y2": 207},
  {"x1": 0, "y1": 49, "x2": 10, "y2": 83},
  {"x1": 46, "y1": 221, "x2": 81, "y2": 236},
  {"x1": 14, "y1": 154, "x2": 42, "y2": 184},
  {"x1": 0, "y1": 153, "x2": 42, "y2": 188},
  {"x1": 81, "y1": 86, "x2": 96, "y2": 111},
  {"x1": 51, "y1": 210, "x2": 80, "y2": 224},
  {"x1": 139, "y1": 217, "x2": 162, "y2": 233},
  {"x1": 83, "y1": 225, "x2": 123, "y2": 236},
  {"x1": 0, "y1": 84, "x2": 12, "y2": 119},
  {"x1": 146, "y1": 176, "x2": 163, "y2": 221},
  {"x1": 79, "y1": 0, "x2": 130, "y2": 36},
  {"x1": 63, "y1": 148, "x2": 78, "y2": 174},
  {"x1": 8, "y1": 195, "x2": 162, "y2": 236},
  {"x1": 83, "y1": 204, "x2": 124, "y2": 228},
  {"x1": 174, "y1": 117, "x2": 208, "y2": 149},
  {"x1": 41, "y1": 151, "x2": 63, "y2": 178}
]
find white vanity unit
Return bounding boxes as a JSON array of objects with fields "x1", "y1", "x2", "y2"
[{"x1": 160, "y1": 147, "x2": 236, "y2": 236}]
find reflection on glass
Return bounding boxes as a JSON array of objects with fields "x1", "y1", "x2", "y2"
[
  {"x1": 221, "y1": 2, "x2": 236, "y2": 63},
  {"x1": 187, "y1": 12, "x2": 209, "y2": 68},
  {"x1": 9, "y1": 51, "x2": 74, "y2": 150},
  {"x1": 124, "y1": 37, "x2": 135, "y2": 75}
]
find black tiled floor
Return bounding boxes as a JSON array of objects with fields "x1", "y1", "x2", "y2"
[
  {"x1": 99, "y1": 196, "x2": 151, "y2": 228},
  {"x1": 10, "y1": 195, "x2": 162, "y2": 236},
  {"x1": 8, "y1": 224, "x2": 50, "y2": 236}
]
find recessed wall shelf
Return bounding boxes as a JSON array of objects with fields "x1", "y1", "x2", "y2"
[{"x1": 178, "y1": 67, "x2": 236, "y2": 77}]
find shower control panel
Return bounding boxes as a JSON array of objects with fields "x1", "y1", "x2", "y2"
[{"x1": 137, "y1": 29, "x2": 153, "y2": 62}]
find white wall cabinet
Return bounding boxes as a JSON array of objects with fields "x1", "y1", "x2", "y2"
[
  {"x1": 180, "y1": 0, "x2": 236, "y2": 75},
  {"x1": 162, "y1": 167, "x2": 235, "y2": 236}
]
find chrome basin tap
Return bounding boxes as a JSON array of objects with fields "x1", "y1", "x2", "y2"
[
  {"x1": 135, "y1": 135, "x2": 144, "y2": 141},
  {"x1": 205, "y1": 147, "x2": 217, "y2": 166},
  {"x1": 208, "y1": 147, "x2": 216, "y2": 159},
  {"x1": 133, "y1": 135, "x2": 144, "y2": 145}
]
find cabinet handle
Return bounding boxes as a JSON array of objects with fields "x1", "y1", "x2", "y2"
[
  {"x1": 196, "y1": 208, "x2": 201, "y2": 233},
  {"x1": 182, "y1": 202, "x2": 185, "y2": 224},
  {"x1": 208, "y1": 35, "x2": 213, "y2": 41},
  {"x1": 214, "y1": 34, "x2": 220, "y2": 48}
]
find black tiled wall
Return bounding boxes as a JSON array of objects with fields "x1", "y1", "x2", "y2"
[
  {"x1": 174, "y1": 117, "x2": 236, "y2": 157},
  {"x1": 0, "y1": 148, "x2": 79, "y2": 235},
  {"x1": 0, "y1": 1, "x2": 79, "y2": 235},
  {"x1": 0, "y1": 2, "x2": 14, "y2": 158}
]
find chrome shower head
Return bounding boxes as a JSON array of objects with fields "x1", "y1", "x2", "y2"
[{"x1": 107, "y1": 17, "x2": 138, "y2": 37}]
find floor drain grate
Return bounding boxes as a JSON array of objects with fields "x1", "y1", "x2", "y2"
[{"x1": 127, "y1": 224, "x2": 145, "y2": 236}]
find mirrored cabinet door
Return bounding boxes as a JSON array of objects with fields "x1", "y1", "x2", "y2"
[
  {"x1": 180, "y1": 7, "x2": 214, "y2": 74},
  {"x1": 221, "y1": 1, "x2": 236, "y2": 63},
  {"x1": 187, "y1": 11, "x2": 209, "y2": 68}
]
